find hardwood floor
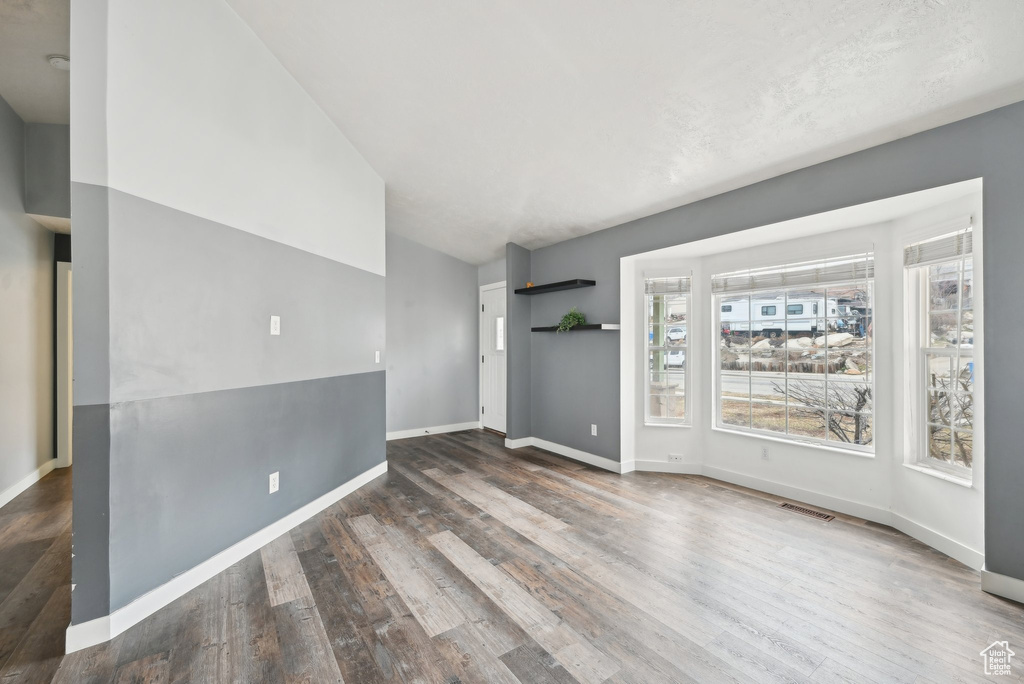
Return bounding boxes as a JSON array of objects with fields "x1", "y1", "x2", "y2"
[
  {"x1": 0, "y1": 466, "x2": 71, "y2": 683},
  {"x1": 3, "y1": 430, "x2": 1023, "y2": 682}
]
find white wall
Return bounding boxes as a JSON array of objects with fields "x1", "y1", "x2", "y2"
[
  {"x1": 74, "y1": 0, "x2": 384, "y2": 275},
  {"x1": 0, "y1": 95, "x2": 54, "y2": 503},
  {"x1": 622, "y1": 182, "x2": 984, "y2": 568}
]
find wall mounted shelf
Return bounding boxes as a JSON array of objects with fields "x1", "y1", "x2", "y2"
[
  {"x1": 515, "y1": 279, "x2": 595, "y2": 295},
  {"x1": 531, "y1": 324, "x2": 621, "y2": 332}
]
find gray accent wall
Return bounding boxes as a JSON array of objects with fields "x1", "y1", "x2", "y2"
[
  {"x1": 505, "y1": 243, "x2": 531, "y2": 441},
  {"x1": 105, "y1": 186, "x2": 384, "y2": 402},
  {"x1": 70, "y1": 404, "x2": 110, "y2": 623},
  {"x1": 108, "y1": 371, "x2": 384, "y2": 611},
  {"x1": 478, "y1": 257, "x2": 506, "y2": 287},
  {"x1": 70, "y1": 184, "x2": 109, "y2": 407},
  {"x1": 0, "y1": 94, "x2": 54, "y2": 500},
  {"x1": 506, "y1": 100, "x2": 1024, "y2": 584},
  {"x1": 24, "y1": 123, "x2": 71, "y2": 219},
  {"x1": 385, "y1": 233, "x2": 478, "y2": 433}
]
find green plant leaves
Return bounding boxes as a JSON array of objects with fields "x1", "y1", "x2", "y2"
[{"x1": 557, "y1": 307, "x2": 586, "y2": 333}]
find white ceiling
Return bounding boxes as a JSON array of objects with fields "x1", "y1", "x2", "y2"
[
  {"x1": 0, "y1": 0, "x2": 69, "y2": 124},
  {"x1": 229, "y1": 0, "x2": 1024, "y2": 265},
  {"x1": 226, "y1": 0, "x2": 1024, "y2": 264}
]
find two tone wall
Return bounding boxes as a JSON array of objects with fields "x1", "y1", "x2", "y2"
[{"x1": 70, "y1": 0, "x2": 385, "y2": 627}]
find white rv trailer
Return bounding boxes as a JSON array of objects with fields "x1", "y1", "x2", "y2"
[{"x1": 719, "y1": 296, "x2": 840, "y2": 336}]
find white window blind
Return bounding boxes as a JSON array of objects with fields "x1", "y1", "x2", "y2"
[
  {"x1": 644, "y1": 276, "x2": 691, "y2": 295},
  {"x1": 904, "y1": 224, "x2": 972, "y2": 268},
  {"x1": 711, "y1": 253, "x2": 874, "y2": 295}
]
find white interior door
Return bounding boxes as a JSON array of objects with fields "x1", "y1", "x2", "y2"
[{"x1": 480, "y1": 284, "x2": 506, "y2": 433}]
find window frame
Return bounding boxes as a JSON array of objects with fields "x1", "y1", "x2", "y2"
[
  {"x1": 713, "y1": 279, "x2": 875, "y2": 455},
  {"x1": 645, "y1": 280, "x2": 691, "y2": 427},
  {"x1": 913, "y1": 256, "x2": 974, "y2": 479}
]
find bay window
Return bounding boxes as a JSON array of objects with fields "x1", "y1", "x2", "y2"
[{"x1": 712, "y1": 254, "x2": 875, "y2": 451}]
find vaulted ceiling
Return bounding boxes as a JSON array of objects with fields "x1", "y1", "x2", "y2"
[{"x1": 226, "y1": 0, "x2": 1024, "y2": 264}]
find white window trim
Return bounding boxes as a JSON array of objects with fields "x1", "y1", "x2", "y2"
[
  {"x1": 644, "y1": 283, "x2": 691, "y2": 426},
  {"x1": 712, "y1": 279, "x2": 875, "y2": 455},
  {"x1": 909, "y1": 258, "x2": 975, "y2": 482}
]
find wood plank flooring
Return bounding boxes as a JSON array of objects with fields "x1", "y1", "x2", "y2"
[
  {"x1": 3, "y1": 430, "x2": 1023, "y2": 683},
  {"x1": 0, "y1": 466, "x2": 71, "y2": 684}
]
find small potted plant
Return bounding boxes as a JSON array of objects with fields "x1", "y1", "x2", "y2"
[{"x1": 557, "y1": 307, "x2": 586, "y2": 333}]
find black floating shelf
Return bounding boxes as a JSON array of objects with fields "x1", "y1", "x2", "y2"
[
  {"x1": 515, "y1": 279, "x2": 595, "y2": 295},
  {"x1": 531, "y1": 323, "x2": 621, "y2": 332}
]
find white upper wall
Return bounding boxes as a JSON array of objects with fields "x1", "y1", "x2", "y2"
[{"x1": 72, "y1": 0, "x2": 385, "y2": 276}]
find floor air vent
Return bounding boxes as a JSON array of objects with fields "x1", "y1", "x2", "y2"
[{"x1": 779, "y1": 502, "x2": 834, "y2": 522}]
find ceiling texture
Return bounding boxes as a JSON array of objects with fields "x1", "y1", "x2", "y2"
[
  {"x1": 226, "y1": 0, "x2": 1024, "y2": 264},
  {"x1": 0, "y1": 0, "x2": 70, "y2": 124}
]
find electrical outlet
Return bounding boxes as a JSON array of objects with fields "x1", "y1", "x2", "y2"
[
  {"x1": 591, "y1": 424, "x2": 597, "y2": 437},
  {"x1": 269, "y1": 471, "x2": 279, "y2": 494},
  {"x1": 668, "y1": 453, "x2": 684, "y2": 463},
  {"x1": 761, "y1": 446, "x2": 770, "y2": 461},
  {"x1": 270, "y1": 315, "x2": 281, "y2": 336},
  {"x1": 375, "y1": 350, "x2": 381, "y2": 364}
]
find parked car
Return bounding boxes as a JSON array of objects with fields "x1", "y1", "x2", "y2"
[
  {"x1": 665, "y1": 350, "x2": 686, "y2": 368},
  {"x1": 666, "y1": 326, "x2": 686, "y2": 342}
]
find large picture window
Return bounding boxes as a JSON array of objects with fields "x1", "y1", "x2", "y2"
[
  {"x1": 713, "y1": 254, "x2": 875, "y2": 451},
  {"x1": 905, "y1": 228, "x2": 974, "y2": 473},
  {"x1": 645, "y1": 277, "x2": 690, "y2": 424}
]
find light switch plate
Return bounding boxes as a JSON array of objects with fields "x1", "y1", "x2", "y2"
[
  {"x1": 270, "y1": 315, "x2": 281, "y2": 336},
  {"x1": 375, "y1": 350, "x2": 381, "y2": 364}
]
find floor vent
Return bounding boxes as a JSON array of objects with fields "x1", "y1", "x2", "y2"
[{"x1": 779, "y1": 502, "x2": 835, "y2": 522}]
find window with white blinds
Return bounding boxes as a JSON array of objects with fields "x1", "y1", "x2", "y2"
[
  {"x1": 905, "y1": 223, "x2": 975, "y2": 474},
  {"x1": 646, "y1": 276, "x2": 690, "y2": 425},
  {"x1": 644, "y1": 277, "x2": 691, "y2": 295},
  {"x1": 903, "y1": 224, "x2": 972, "y2": 267},
  {"x1": 712, "y1": 253, "x2": 874, "y2": 295}
]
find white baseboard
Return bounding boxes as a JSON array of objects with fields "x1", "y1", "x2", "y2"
[
  {"x1": 503, "y1": 436, "x2": 624, "y2": 473},
  {"x1": 981, "y1": 566, "x2": 1024, "y2": 605},
  {"x1": 0, "y1": 459, "x2": 57, "y2": 510},
  {"x1": 386, "y1": 421, "x2": 481, "y2": 441},
  {"x1": 65, "y1": 460, "x2": 389, "y2": 654},
  {"x1": 633, "y1": 459, "x2": 702, "y2": 475},
  {"x1": 892, "y1": 514, "x2": 984, "y2": 570}
]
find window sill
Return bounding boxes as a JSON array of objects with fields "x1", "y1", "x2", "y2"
[
  {"x1": 710, "y1": 426, "x2": 875, "y2": 459},
  {"x1": 902, "y1": 462, "x2": 973, "y2": 488},
  {"x1": 644, "y1": 421, "x2": 692, "y2": 429}
]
